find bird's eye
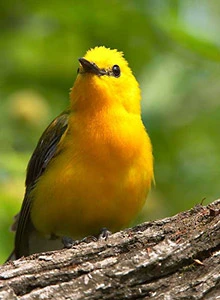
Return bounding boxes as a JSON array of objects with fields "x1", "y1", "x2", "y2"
[
  {"x1": 112, "y1": 65, "x2": 120, "y2": 77},
  {"x1": 77, "y1": 67, "x2": 80, "y2": 74}
]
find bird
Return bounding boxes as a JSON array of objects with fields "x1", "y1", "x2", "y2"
[{"x1": 8, "y1": 46, "x2": 154, "y2": 260}]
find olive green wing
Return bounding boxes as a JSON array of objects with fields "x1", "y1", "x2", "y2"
[{"x1": 14, "y1": 110, "x2": 70, "y2": 258}]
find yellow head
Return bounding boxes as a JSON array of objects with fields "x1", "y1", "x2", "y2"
[{"x1": 70, "y1": 46, "x2": 141, "y2": 114}]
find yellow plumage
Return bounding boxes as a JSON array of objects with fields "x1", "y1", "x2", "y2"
[{"x1": 10, "y1": 46, "x2": 154, "y2": 259}]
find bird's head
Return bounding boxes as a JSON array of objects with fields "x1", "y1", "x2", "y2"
[{"x1": 70, "y1": 46, "x2": 141, "y2": 114}]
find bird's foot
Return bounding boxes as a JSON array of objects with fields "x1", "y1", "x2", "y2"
[
  {"x1": 62, "y1": 236, "x2": 78, "y2": 248},
  {"x1": 98, "y1": 227, "x2": 111, "y2": 241},
  {"x1": 62, "y1": 228, "x2": 111, "y2": 249}
]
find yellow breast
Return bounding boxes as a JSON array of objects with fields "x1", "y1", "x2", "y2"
[{"x1": 30, "y1": 109, "x2": 153, "y2": 239}]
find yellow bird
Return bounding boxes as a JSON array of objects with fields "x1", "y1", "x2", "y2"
[{"x1": 9, "y1": 46, "x2": 154, "y2": 260}]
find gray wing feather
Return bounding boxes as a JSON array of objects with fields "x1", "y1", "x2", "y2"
[{"x1": 14, "y1": 110, "x2": 69, "y2": 258}]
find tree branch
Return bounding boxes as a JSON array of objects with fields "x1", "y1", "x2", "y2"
[{"x1": 0, "y1": 199, "x2": 220, "y2": 299}]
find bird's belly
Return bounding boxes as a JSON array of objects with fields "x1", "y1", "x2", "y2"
[{"x1": 30, "y1": 155, "x2": 150, "y2": 239}]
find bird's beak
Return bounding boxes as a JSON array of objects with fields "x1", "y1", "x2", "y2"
[{"x1": 78, "y1": 58, "x2": 106, "y2": 76}]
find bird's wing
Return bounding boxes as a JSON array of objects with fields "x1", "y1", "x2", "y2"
[{"x1": 14, "y1": 110, "x2": 70, "y2": 258}]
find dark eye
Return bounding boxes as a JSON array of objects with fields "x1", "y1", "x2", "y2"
[{"x1": 112, "y1": 65, "x2": 120, "y2": 77}]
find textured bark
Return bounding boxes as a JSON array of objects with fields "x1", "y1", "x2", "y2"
[{"x1": 0, "y1": 199, "x2": 219, "y2": 300}]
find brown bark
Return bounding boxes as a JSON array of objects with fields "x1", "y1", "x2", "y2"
[{"x1": 0, "y1": 199, "x2": 219, "y2": 299}]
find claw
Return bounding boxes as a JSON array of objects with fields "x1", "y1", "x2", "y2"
[
  {"x1": 81, "y1": 236, "x2": 97, "y2": 243},
  {"x1": 62, "y1": 236, "x2": 78, "y2": 248},
  {"x1": 98, "y1": 227, "x2": 111, "y2": 241}
]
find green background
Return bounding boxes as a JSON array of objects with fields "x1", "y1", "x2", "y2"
[{"x1": 1, "y1": 0, "x2": 220, "y2": 263}]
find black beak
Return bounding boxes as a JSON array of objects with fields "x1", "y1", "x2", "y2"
[{"x1": 78, "y1": 58, "x2": 106, "y2": 76}]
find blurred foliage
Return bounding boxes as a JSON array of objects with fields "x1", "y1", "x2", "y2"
[{"x1": 0, "y1": 0, "x2": 220, "y2": 263}]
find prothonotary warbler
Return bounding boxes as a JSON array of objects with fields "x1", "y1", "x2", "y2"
[{"x1": 8, "y1": 46, "x2": 154, "y2": 260}]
